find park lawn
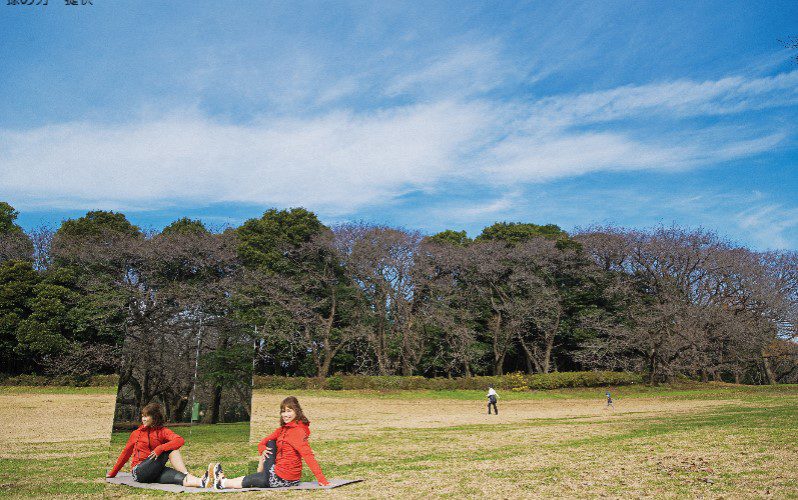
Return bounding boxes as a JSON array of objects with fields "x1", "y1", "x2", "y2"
[{"x1": 2, "y1": 384, "x2": 797, "y2": 498}]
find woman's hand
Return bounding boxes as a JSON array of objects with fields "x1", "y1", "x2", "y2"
[
  {"x1": 147, "y1": 451, "x2": 157, "y2": 460},
  {"x1": 261, "y1": 447, "x2": 273, "y2": 458},
  {"x1": 319, "y1": 480, "x2": 330, "y2": 487}
]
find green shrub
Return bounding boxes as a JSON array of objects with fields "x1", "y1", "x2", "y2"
[
  {"x1": 324, "y1": 375, "x2": 344, "y2": 391},
  {"x1": 0, "y1": 373, "x2": 119, "y2": 387},
  {"x1": 252, "y1": 371, "x2": 643, "y2": 391}
]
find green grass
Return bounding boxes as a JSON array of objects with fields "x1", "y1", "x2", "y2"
[
  {"x1": 275, "y1": 382, "x2": 798, "y2": 401},
  {"x1": 2, "y1": 384, "x2": 798, "y2": 498}
]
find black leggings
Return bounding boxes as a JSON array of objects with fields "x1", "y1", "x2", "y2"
[
  {"x1": 241, "y1": 440, "x2": 296, "y2": 488},
  {"x1": 132, "y1": 450, "x2": 187, "y2": 485},
  {"x1": 488, "y1": 400, "x2": 498, "y2": 414}
]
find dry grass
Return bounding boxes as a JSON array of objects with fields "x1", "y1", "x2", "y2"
[
  {"x1": 1, "y1": 385, "x2": 797, "y2": 499},
  {"x1": 0, "y1": 392, "x2": 115, "y2": 453}
]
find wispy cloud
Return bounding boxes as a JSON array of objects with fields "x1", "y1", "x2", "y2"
[
  {"x1": 1, "y1": 59, "x2": 795, "y2": 220},
  {"x1": 526, "y1": 71, "x2": 798, "y2": 127},
  {"x1": 384, "y1": 41, "x2": 514, "y2": 99},
  {"x1": 735, "y1": 204, "x2": 798, "y2": 250},
  {"x1": 0, "y1": 102, "x2": 493, "y2": 214}
]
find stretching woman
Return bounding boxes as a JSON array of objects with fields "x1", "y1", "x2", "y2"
[
  {"x1": 107, "y1": 402, "x2": 207, "y2": 487},
  {"x1": 212, "y1": 396, "x2": 329, "y2": 489}
]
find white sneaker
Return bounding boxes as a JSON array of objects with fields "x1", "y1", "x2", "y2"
[
  {"x1": 213, "y1": 465, "x2": 225, "y2": 490},
  {"x1": 201, "y1": 463, "x2": 214, "y2": 488}
]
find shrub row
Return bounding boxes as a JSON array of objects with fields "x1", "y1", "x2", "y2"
[
  {"x1": 0, "y1": 371, "x2": 643, "y2": 390},
  {"x1": 253, "y1": 371, "x2": 643, "y2": 391},
  {"x1": 0, "y1": 373, "x2": 119, "y2": 387}
]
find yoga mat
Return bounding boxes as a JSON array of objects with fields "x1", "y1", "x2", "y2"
[{"x1": 106, "y1": 473, "x2": 363, "y2": 492}]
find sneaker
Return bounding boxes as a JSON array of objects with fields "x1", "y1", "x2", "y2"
[
  {"x1": 203, "y1": 463, "x2": 217, "y2": 488},
  {"x1": 212, "y1": 464, "x2": 225, "y2": 490}
]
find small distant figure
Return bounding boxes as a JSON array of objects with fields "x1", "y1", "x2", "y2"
[
  {"x1": 487, "y1": 385, "x2": 498, "y2": 415},
  {"x1": 604, "y1": 391, "x2": 614, "y2": 409}
]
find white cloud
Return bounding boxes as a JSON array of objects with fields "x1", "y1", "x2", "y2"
[
  {"x1": 1, "y1": 67, "x2": 795, "y2": 215},
  {"x1": 384, "y1": 41, "x2": 514, "y2": 99},
  {"x1": 735, "y1": 204, "x2": 798, "y2": 250},
  {"x1": 525, "y1": 71, "x2": 798, "y2": 127},
  {"x1": 0, "y1": 102, "x2": 494, "y2": 214},
  {"x1": 482, "y1": 130, "x2": 785, "y2": 183}
]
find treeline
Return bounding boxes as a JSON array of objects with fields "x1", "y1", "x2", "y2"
[{"x1": 1, "y1": 201, "x2": 796, "y2": 384}]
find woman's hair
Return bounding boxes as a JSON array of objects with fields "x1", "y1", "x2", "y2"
[
  {"x1": 279, "y1": 396, "x2": 310, "y2": 426},
  {"x1": 141, "y1": 402, "x2": 166, "y2": 428}
]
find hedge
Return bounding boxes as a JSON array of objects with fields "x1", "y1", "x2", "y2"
[
  {"x1": 0, "y1": 371, "x2": 644, "y2": 390},
  {"x1": 0, "y1": 373, "x2": 119, "y2": 387},
  {"x1": 253, "y1": 371, "x2": 643, "y2": 391}
]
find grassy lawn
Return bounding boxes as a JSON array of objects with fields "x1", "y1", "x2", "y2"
[{"x1": 2, "y1": 384, "x2": 797, "y2": 498}]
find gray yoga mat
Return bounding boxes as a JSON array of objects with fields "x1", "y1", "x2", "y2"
[{"x1": 106, "y1": 473, "x2": 362, "y2": 492}]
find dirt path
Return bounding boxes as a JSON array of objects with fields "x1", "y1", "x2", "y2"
[{"x1": 250, "y1": 393, "x2": 734, "y2": 440}]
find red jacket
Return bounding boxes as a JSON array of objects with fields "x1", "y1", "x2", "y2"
[
  {"x1": 108, "y1": 425, "x2": 185, "y2": 477},
  {"x1": 258, "y1": 420, "x2": 328, "y2": 484}
]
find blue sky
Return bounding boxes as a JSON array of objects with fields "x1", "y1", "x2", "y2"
[{"x1": 1, "y1": 1, "x2": 797, "y2": 249}]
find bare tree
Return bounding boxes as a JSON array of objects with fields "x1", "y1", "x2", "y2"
[{"x1": 336, "y1": 223, "x2": 424, "y2": 375}]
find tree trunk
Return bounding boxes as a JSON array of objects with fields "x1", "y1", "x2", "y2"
[
  {"x1": 491, "y1": 310, "x2": 504, "y2": 375},
  {"x1": 762, "y1": 349, "x2": 777, "y2": 385},
  {"x1": 518, "y1": 340, "x2": 540, "y2": 374},
  {"x1": 648, "y1": 350, "x2": 657, "y2": 385},
  {"x1": 494, "y1": 354, "x2": 505, "y2": 376},
  {"x1": 542, "y1": 332, "x2": 556, "y2": 374},
  {"x1": 210, "y1": 385, "x2": 223, "y2": 424}
]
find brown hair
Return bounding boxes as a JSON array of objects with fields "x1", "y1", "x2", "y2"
[
  {"x1": 279, "y1": 396, "x2": 309, "y2": 426},
  {"x1": 142, "y1": 402, "x2": 166, "y2": 428}
]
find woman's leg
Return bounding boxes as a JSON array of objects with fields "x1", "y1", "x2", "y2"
[
  {"x1": 133, "y1": 453, "x2": 171, "y2": 483},
  {"x1": 155, "y1": 466, "x2": 188, "y2": 486},
  {"x1": 164, "y1": 448, "x2": 203, "y2": 487},
  {"x1": 181, "y1": 472, "x2": 203, "y2": 487},
  {"x1": 219, "y1": 441, "x2": 278, "y2": 489},
  {"x1": 167, "y1": 448, "x2": 189, "y2": 474}
]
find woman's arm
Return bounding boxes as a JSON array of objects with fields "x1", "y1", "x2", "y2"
[
  {"x1": 257, "y1": 428, "x2": 281, "y2": 456},
  {"x1": 152, "y1": 427, "x2": 185, "y2": 456},
  {"x1": 107, "y1": 431, "x2": 137, "y2": 477},
  {"x1": 287, "y1": 433, "x2": 329, "y2": 485}
]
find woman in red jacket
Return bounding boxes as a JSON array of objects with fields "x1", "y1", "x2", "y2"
[
  {"x1": 107, "y1": 402, "x2": 207, "y2": 487},
  {"x1": 212, "y1": 396, "x2": 329, "y2": 489}
]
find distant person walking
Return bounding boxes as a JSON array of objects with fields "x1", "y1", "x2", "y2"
[
  {"x1": 487, "y1": 386, "x2": 498, "y2": 415},
  {"x1": 604, "y1": 391, "x2": 614, "y2": 409}
]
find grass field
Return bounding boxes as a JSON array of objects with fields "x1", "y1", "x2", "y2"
[{"x1": 2, "y1": 384, "x2": 797, "y2": 498}]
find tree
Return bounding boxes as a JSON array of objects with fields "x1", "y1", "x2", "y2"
[
  {"x1": 574, "y1": 226, "x2": 793, "y2": 384},
  {"x1": 57, "y1": 210, "x2": 141, "y2": 239},
  {"x1": 0, "y1": 260, "x2": 38, "y2": 372},
  {"x1": 780, "y1": 36, "x2": 798, "y2": 63},
  {"x1": 427, "y1": 230, "x2": 471, "y2": 247},
  {"x1": 477, "y1": 222, "x2": 567, "y2": 243},
  {"x1": 0, "y1": 202, "x2": 33, "y2": 262},
  {"x1": 236, "y1": 208, "x2": 326, "y2": 273},
  {"x1": 338, "y1": 224, "x2": 425, "y2": 375},
  {"x1": 414, "y1": 239, "x2": 482, "y2": 376},
  {"x1": 0, "y1": 202, "x2": 25, "y2": 235},
  {"x1": 162, "y1": 218, "x2": 209, "y2": 236}
]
